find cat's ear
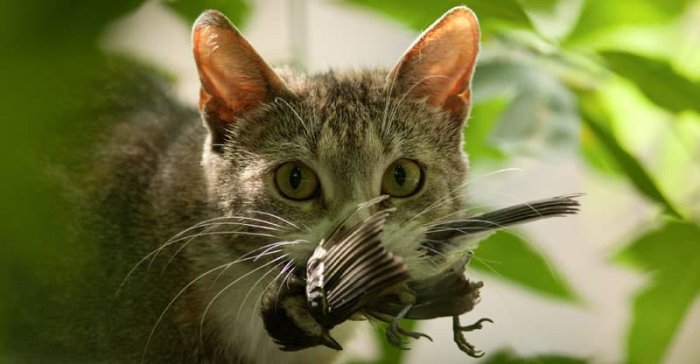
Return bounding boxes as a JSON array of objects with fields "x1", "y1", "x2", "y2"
[
  {"x1": 192, "y1": 10, "x2": 290, "y2": 149},
  {"x1": 388, "y1": 6, "x2": 480, "y2": 123}
]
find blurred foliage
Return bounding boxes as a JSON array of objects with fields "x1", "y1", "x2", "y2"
[
  {"x1": 565, "y1": 0, "x2": 694, "y2": 45},
  {"x1": 464, "y1": 96, "x2": 509, "y2": 161},
  {"x1": 348, "y1": 321, "x2": 419, "y2": 364},
  {"x1": 2, "y1": 0, "x2": 700, "y2": 363},
  {"x1": 599, "y1": 51, "x2": 700, "y2": 114},
  {"x1": 164, "y1": 0, "x2": 250, "y2": 26},
  {"x1": 578, "y1": 91, "x2": 682, "y2": 218},
  {"x1": 346, "y1": 0, "x2": 700, "y2": 363},
  {"x1": 471, "y1": 231, "x2": 578, "y2": 302},
  {"x1": 472, "y1": 59, "x2": 580, "y2": 156},
  {"x1": 484, "y1": 349, "x2": 587, "y2": 364},
  {"x1": 616, "y1": 221, "x2": 700, "y2": 364},
  {"x1": 0, "y1": 0, "x2": 141, "y2": 355},
  {"x1": 0, "y1": 0, "x2": 246, "y2": 359},
  {"x1": 345, "y1": 0, "x2": 535, "y2": 34}
]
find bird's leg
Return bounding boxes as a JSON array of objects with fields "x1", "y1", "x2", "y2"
[
  {"x1": 452, "y1": 316, "x2": 492, "y2": 358},
  {"x1": 385, "y1": 304, "x2": 433, "y2": 349}
]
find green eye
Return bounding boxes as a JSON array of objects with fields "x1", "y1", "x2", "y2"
[
  {"x1": 275, "y1": 161, "x2": 319, "y2": 201},
  {"x1": 381, "y1": 159, "x2": 423, "y2": 197}
]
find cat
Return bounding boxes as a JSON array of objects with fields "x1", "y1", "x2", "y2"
[{"x1": 39, "y1": 5, "x2": 481, "y2": 364}]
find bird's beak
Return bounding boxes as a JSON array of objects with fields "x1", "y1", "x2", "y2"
[{"x1": 320, "y1": 332, "x2": 343, "y2": 350}]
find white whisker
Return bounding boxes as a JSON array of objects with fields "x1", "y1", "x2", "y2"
[
  {"x1": 157, "y1": 230, "x2": 279, "y2": 273},
  {"x1": 249, "y1": 260, "x2": 294, "y2": 332},
  {"x1": 209, "y1": 239, "x2": 307, "y2": 288},
  {"x1": 141, "y1": 261, "x2": 232, "y2": 363},
  {"x1": 118, "y1": 216, "x2": 290, "y2": 295},
  {"x1": 470, "y1": 254, "x2": 504, "y2": 278},
  {"x1": 407, "y1": 168, "x2": 523, "y2": 227},
  {"x1": 250, "y1": 210, "x2": 305, "y2": 231},
  {"x1": 276, "y1": 265, "x2": 297, "y2": 310},
  {"x1": 242, "y1": 259, "x2": 293, "y2": 334},
  {"x1": 209, "y1": 249, "x2": 284, "y2": 290},
  {"x1": 198, "y1": 254, "x2": 290, "y2": 348},
  {"x1": 254, "y1": 239, "x2": 307, "y2": 262},
  {"x1": 232, "y1": 258, "x2": 288, "y2": 348},
  {"x1": 405, "y1": 178, "x2": 473, "y2": 225}
]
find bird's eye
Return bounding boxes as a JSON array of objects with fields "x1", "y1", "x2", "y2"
[
  {"x1": 275, "y1": 161, "x2": 319, "y2": 201},
  {"x1": 381, "y1": 159, "x2": 423, "y2": 197}
]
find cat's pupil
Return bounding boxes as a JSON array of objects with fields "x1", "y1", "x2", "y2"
[
  {"x1": 289, "y1": 166, "x2": 302, "y2": 189},
  {"x1": 394, "y1": 165, "x2": 406, "y2": 186}
]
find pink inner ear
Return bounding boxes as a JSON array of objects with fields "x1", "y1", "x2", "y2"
[
  {"x1": 192, "y1": 11, "x2": 288, "y2": 124},
  {"x1": 390, "y1": 7, "x2": 480, "y2": 119}
]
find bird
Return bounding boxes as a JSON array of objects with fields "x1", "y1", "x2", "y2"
[{"x1": 260, "y1": 194, "x2": 581, "y2": 357}]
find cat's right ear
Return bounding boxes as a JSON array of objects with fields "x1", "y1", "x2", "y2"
[
  {"x1": 193, "y1": 10, "x2": 290, "y2": 151},
  {"x1": 388, "y1": 6, "x2": 480, "y2": 125}
]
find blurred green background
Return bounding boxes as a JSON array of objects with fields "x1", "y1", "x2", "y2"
[{"x1": 1, "y1": 0, "x2": 699, "y2": 363}]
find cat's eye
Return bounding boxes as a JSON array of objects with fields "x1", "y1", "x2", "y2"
[
  {"x1": 275, "y1": 161, "x2": 319, "y2": 201},
  {"x1": 381, "y1": 159, "x2": 423, "y2": 198}
]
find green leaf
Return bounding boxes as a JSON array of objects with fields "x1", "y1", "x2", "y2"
[
  {"x1": 463, "y1": 0, "x2": 534, "y2": 30},
  {"x1": 615, "y1": 221, "x2": 700, "y2": 364},
  {"x1": 163, "y1": 0, "x2": 250, "y2": 26},
  {"x1": 599, "y1": 51, "x2": 700, "y2": 114},
  {"x1": 484, "y1": 349, "x2": 587, "y2": 364},
  {"x1": 343, "y1": 0, "x2": 534, "y2": 34},
  {"x1": 566, "y1": 0, "x2": 692, "y2": 44},
  {"x1": 472, "y1": 231, "x2": 578, "y2": 301},
  {"x1": 472, "y1": 60, "x2": 581, "y2": 157},
  {"x1": 578, "y1": 92, "x2": 682, "y2": 219},
  {"x1": 580, "y1": 122, "x2": 621, "y2": 176},
  {"x1": 466, "y1": 97, "x2": 508, "y2": 162},
  {"x1": 516, "y1": 0, "x2": 584, "y2": 40}
]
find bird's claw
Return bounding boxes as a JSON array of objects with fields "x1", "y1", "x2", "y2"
[
  {"x1": 385, "y1": 304, "x2": 432, "y2": 350},
  {"x1": 452, "y1": 316, "x2": 492, "y2": 358},
  {"x1": 386, "y1": 322, "x2": 432, "y2": 350}
]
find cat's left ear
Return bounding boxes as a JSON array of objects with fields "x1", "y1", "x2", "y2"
[
  {"x1": 388, "y1": 6, "x2": 480, "y2": 123},
  {"x1": 192, "y1": 10, "x2": 291, "y2": 149}
]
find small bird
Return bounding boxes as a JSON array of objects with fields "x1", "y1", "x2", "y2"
[{"x1": 260, "y1": 194, "x2": 580, "y2": 356}]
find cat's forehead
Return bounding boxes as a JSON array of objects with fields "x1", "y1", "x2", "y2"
[
  {"x1": 230, "y1": 68, "x2": 461, "y2": 166},
  {"x1": 288, "y1": 69, "x2": 456, "y2": 144},
  {"x1": 305, "y1": 72, "x2": 387, "y2": 159},
  {"x1": 285, "y1": 69, "x2": 389, "y2": 129}
]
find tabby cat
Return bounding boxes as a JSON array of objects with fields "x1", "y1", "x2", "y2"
[{"x1": 45, "y1": 6, "x2": 482, "y2": 363}]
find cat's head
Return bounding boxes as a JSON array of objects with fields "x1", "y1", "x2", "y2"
[{"x1": 192, "y1": 7, "x2": 480, "y2": 276}]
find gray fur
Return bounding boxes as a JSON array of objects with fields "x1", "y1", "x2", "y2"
[{"x1": 53, "y1": 16, "x2": 475, "y2": 364}]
